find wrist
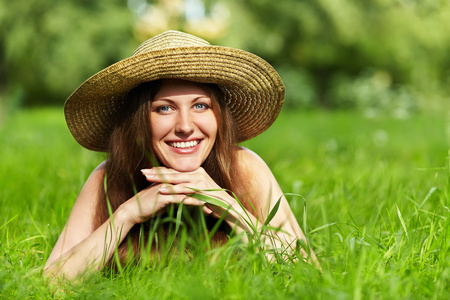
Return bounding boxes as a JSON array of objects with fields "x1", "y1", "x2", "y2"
[{"x1": 113, "y1": 203, "x2": 138, "y2": 229}]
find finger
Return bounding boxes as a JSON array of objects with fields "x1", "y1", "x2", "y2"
[
  {"x1": 203, "y1": 204, "x2": 230, "y2": 220},
  {"x1": 203, "y1": 205, "x2": 213, "y2": 215},
  {"x1": 145, "y1": 167, "x2": 208, "y2": 178},
  {"x1": 141, "y1": 167, "x2": 183, "y2": 176},
  {"x1": 156, "y1": 193, "x2": 206, "y2": 207},
  {"x1": 178, "y1": 196, "x2": 206, "y2": 207},
  {"x1": 158, "y1": 183, "x2": 199, "y2": 195},
  {"x1": 141, "y1": 168, "x2": 195, "y2": 184}
]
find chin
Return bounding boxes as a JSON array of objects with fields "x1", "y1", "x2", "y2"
[
  {"x1": 166, "y1": 160, "x2": 203, "y2": 173},
  {"x1": 172, "y1": 165, "x2": 201, "y2": 172}
]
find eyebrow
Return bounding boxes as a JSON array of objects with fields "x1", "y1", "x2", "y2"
[{"x1": 152, "y1": 96, "x2": 211, "y2": 103}]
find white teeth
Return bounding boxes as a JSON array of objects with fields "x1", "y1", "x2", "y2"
[{"x1": 169, "y1": 140, "x2": 200, "y2": 149}]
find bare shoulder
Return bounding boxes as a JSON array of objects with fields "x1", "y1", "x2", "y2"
[
  {"x1": 235, "y1": 147, "x2": 283, "y2": 211},
  {"x1": 235, "y1": 147, "x2": 274, "y2": 182},
  {"x1": 84, "y1": 160, "x2": 106, "y2": 186},
  {"x1": 45, "y1": 161, "x2": 106, "y2": 266},
  {"x1": 235, "y1": 148, "x2": 299, "y2": 229},
  {"x1": 235, "y1": 147, "x2": 270, "y2": 170},
  {"x1": 74, "y1": 161, "x2": 106, "y2": 211},
  {"x1": 68, "y1": 160, "x2": 106, "y2": 225}
]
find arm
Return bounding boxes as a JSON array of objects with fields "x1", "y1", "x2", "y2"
[
  {"x1": 141, "y1": 148, "x2": 320, "y2": 267},
  {"x1": 236, "y1": 148, "x2": 319, "y2": 266},
  {"x1": 44, "y1": 162, "x2": 207, "y2": 279}
]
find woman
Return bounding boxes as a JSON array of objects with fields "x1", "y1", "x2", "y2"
[{"x1": 44, "y1": 31, "x2": 318, "y2": 279}]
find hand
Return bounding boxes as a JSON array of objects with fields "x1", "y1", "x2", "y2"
[
  {"x1": 141, "y1": 167, "x2": 250, "y2": 231},
  {"x1": 122, "y1": 181, "x2": 207, "y2": 226}
]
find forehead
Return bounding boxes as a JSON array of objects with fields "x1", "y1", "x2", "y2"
[{"x1": 153, "y1": 79, "x2": 211, "y2": 100}]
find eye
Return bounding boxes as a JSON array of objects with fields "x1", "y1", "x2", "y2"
[
  {"x1": 193, "y1": 103, "x2": 210, "y2": 111},
  {"x1": 155, "y1": 105, "x2": 173, "y2": 114}
]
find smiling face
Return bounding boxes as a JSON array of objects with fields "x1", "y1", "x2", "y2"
[{"x1": 150, "y1": 79, "x2": 218, "y2": 172}]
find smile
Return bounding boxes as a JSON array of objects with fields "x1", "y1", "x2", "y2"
[{"x1": 166, "y1": 139, "x2": 201, "y2": 149}]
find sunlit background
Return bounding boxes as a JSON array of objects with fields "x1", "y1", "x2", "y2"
[
  {"x1": 1, "y1": 0, "x2": 449, "y2": 117},
  {"x1": 2, "y1": 2, "x2": 450, "y2": 297}
]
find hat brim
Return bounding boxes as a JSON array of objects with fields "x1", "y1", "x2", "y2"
[{"x1": 64, "y1": 46, "x2": 285, "y2": 152}]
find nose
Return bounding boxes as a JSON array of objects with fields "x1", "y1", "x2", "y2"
[{"x1": 175, "y1": 110, "x2": 194, "y2": 135}]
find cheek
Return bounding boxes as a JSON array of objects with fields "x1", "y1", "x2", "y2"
[
  {"x1": 200, "y1": 113, "x2": 218, "y2": 137},
  {"x1": 150, "y1": 115, "x2": 172, "y2": 139}
]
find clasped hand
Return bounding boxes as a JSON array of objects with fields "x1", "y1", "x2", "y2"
[{"x1": 122, "y1": 167, "x2": 245, "y2": 230}]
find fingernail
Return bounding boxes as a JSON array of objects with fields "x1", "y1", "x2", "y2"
[
  {"x1": 204, "y1": 206, "x2": 213, "y2": 215},
  {"x1": 141, "y1": 169, "x2": 154, "y2": 177},
  {"x1": 159, "y1": 185, "x2": 167, "y2": 192}
]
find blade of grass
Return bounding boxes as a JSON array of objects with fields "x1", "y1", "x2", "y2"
[
  {"x1": 396, "y1": 205, "x2": 408, "y2": 239},
  {"x1": 0, "y1": 215, "x2": 18, "y2": 230},
  {"x1": 264, "y1": 196, "x2": 281, "y2": 226}
]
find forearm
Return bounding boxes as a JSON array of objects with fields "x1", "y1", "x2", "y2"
[{"x1": 44, "y1": 206, "x2": 134, "y2": 279}]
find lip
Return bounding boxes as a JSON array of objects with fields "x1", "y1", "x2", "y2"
[{"x1": 165, "y1": 139, "x2": 203, "y2": 154}]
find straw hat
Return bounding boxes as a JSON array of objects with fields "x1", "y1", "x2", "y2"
[{"x1": 64, "y1": 30, "x2": 285, "y2": 152}]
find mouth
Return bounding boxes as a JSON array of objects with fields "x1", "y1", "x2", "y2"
[{"x1": 166, "y1": 139, "x2": 202, "y2": 149}]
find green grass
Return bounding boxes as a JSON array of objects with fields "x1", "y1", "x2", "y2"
[{"x1": 1, "y1": 107, "x2": 449, "y2": 299}]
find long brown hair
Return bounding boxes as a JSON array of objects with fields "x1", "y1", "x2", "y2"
[{"x1": 94, "y1": 80, "x2": 258, "y2": 264}]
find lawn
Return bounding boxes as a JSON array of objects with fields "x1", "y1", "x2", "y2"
[{"x1": 1, "y1": 107, "x2": 449, "y2": 299}]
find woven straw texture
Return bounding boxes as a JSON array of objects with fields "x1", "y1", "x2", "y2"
[{"x1": 64, "y1": 30, "x2": 285, "y2": 151}]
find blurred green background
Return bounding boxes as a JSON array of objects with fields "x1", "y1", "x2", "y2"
[
  {"x1": 1, "y1": 0, "x2": 449, "y2": 115},
  {"x1": 1, "y1": 2, "x2": 450, "y2": 297}
]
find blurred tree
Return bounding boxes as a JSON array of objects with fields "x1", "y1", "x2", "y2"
[
  {"x1": 1, "y1": 0, "x2": 449, "y2": 114},
  {"x1": 220, "y1": 0, "x2": 450, "y2": 112},
  {"x1": 0, "y1": 0, "x2": 135, "y2": 107},
  {"x1": 132, "y1": 0, "x2": 228, "y2": 42}
]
